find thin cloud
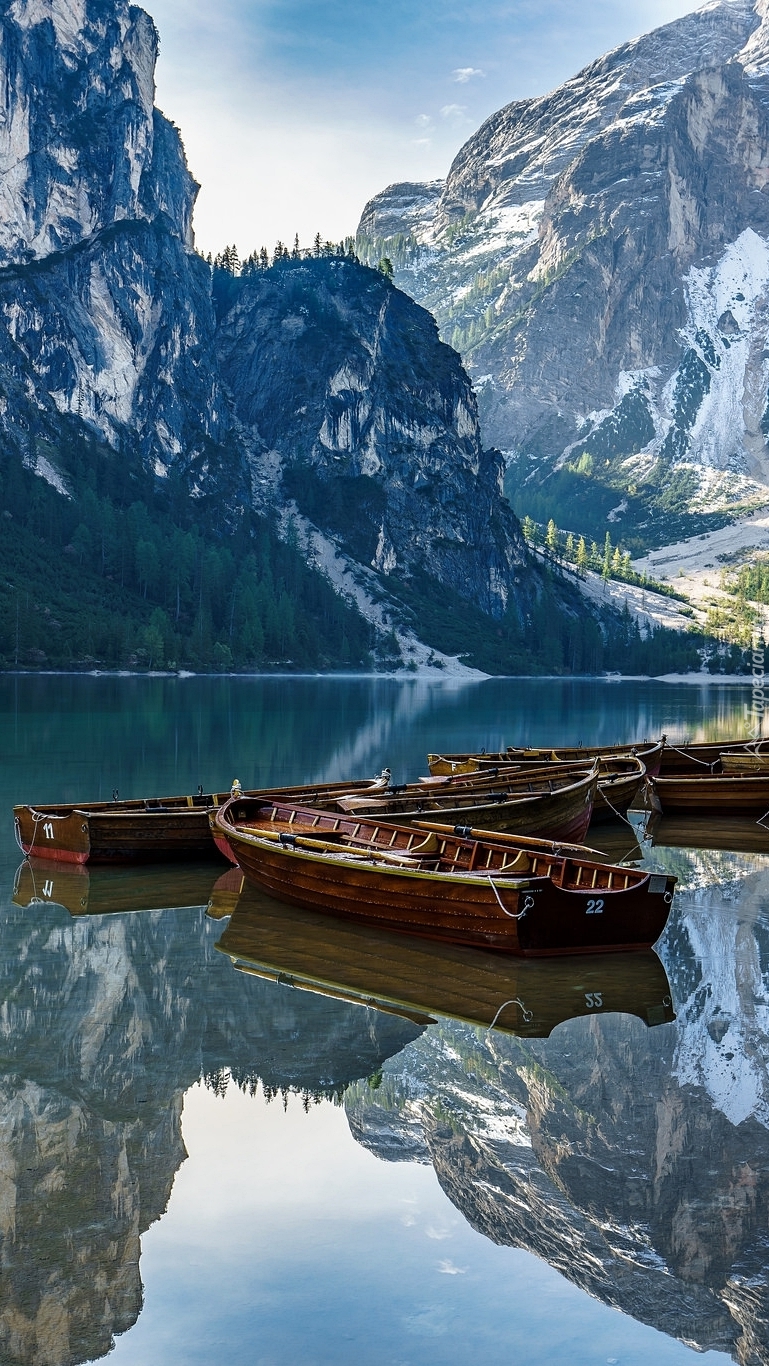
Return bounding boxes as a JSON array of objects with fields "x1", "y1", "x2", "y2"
[
  {"x1": 438, "y1": 1260, "x2": 467, "y2": 1274},
  {"x1": 440, "y1": 103, "x2": 466, "y2": 118},
  {"x1": 415, "y1": 113, "x2": 433, "y2": 128},
  {"x1": 453, "y1": 66, "x2": 485, "y2": 83}
]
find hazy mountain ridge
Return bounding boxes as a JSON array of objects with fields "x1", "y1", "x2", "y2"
[{"x1": 358, "y1": 0, "x2": 769, "y2": 551}]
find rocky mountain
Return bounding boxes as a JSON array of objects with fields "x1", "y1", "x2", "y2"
[
  {"x1": 357, "y1": 0, "x2": 769, "y2": 552},
  {"x1": 346, "y1": 847, "x2": 769, "y2": 1364},
  {"x1": 0, "y1": 0, "x2": 583, "y2": 676},
  {"x1": 217, "y1": 257, "x2": 526, "y2": 624}
]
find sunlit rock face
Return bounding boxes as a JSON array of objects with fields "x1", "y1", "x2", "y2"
[
  {"x1": 217, "y1": 258, "x2": 529, "y2": 619},
  {"x1": 358, "y1": 0, "x2": 769, "y2": 526},
  {"x1": 0, "y1": 901, "x2": 422, "y2": 1365},
  {"x1": 347, "y1": 852, "x2": 769, "y2": 1365},
  {"x1": 0, "y1": 0, "x2": 231, "y2": 476},
  {"x1": 0, "y1": 0, "x2": 539, "y2": 632}
]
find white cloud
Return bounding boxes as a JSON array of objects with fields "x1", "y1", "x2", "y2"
[
  {"x1": 438, "y1": 1260, "x2": 467, "y2": 1275},
  {"x1": 415, "y1": 113, "x2": 433, "y2": 128},
  {"x1": 453, "y1": 66, "x2": 485, "y2": 83},
  {"x1": 440, "y1": 103, "x2": 466, "y2": 118}
]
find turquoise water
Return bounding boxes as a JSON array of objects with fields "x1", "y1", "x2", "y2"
[{"x1": 0, "y1": 675, "x2": 764, "y2": 1366}]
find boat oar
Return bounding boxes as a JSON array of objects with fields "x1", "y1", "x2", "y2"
[{"x1": 413, "y1": 820, "x2": 607, "y2": 859}]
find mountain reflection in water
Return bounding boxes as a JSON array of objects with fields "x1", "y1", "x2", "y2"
[
  {"x1": 1, "y1": 672, "x2": 769, "y2": 1366},
  {"x1": 3, "y1": 838, "x2": 769, "y2": 1363},
  {"x1": 0, "y1": 894, "x2": 423, "y2": 1366}
]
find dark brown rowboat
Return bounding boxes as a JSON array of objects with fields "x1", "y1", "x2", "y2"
[
  {"x1": 214, "y1": 797, "x2": 676, "y2": 956},
  {"x1": 216, "y1": 888, "x2": 676, "y2": 1037},
  {"x1": 648, "y1": 770, "x2": 769, "y2": 815},
  {"x1": 209, "y1": 762, "x2": 601, "y2": 864},
  {"x1": 13, "y1": 772, "x2": 392, "y2": 865},
  {"x1": 657, "y1": 739, "x2": 768, "y2": 775},
  {"x1": 427, "y1": 739, "x2": 664, "y2": 778},
  {"x1": 424, "y1": 755, "x2": 645, "y2": 824},
  {"x1": 293, "y1": 762, "x2": 600, "y2": 842}
]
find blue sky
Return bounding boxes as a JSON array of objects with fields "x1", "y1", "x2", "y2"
[{"x1": 147, "y1": 0, "x2": 702, "y2": 257}]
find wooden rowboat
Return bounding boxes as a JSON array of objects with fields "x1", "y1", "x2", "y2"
[
  {"x1": 657, "y1": 739, "x2": 768, "y2": 774},
  {"x1": 423, "y1": 756, "x2": 647, "y2": 823},
  {"x1": 427, "y1": 739, "x2": 665, "y2": 778},
  {"x1": 210, "y1": 762, "x2": 601, "y2": 865},
  {"x1": 213, "y1": 797, "x2": 676, "y2": 956},
  {"x1": 216, "y1": 888, "x2": 676, "y2": 1037},
  {"x1": 291, "y1": 762, "x2": 600, "y2": 842},
  {"x1": 719, "y1": 750, "x2": 769, "y2": 775},
  {"x1": 13, "y1": 772, "x2": 392, "y2": 865},
  {"x1": 648, "y1": 770, "x2": 769, "y2": 815}
]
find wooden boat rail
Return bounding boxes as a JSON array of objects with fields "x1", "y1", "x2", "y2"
[{"x1": 223, "y1": 801, "x2": 643, "y2": 893}]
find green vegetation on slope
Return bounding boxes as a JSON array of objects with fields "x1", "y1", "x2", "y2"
[{"x1": 0, "y1": 429, "x2": 374, "y2": 671}]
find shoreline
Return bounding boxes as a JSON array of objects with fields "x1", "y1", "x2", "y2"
[{"x1": 0, "y1": 669, "x2": 759, "y2": 683}]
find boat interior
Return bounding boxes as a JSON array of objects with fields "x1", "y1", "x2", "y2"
[{"x1": 223, "y1": 801, "x2": 648, "y2": 892}]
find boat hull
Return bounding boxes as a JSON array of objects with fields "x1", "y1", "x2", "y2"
[
  {"x1": 329, "y1": 777, "x2": 597, "y2": 843},
  {"x1": 223, "y1": 827, "x2": 674, "y2": 957},
  {"x1": 13, "y1": 775, "x2": 392, "y2": 865},
  {"x1": 650, "y1": 773, "x2": 769, "y2": 815},
  {"x1": 14, "y1": 805, "x2": 222, "y2": 864},
  {"x1": 428, "y1": 740, "x2": 664, "y2": 778},
  {"x1": 590, "y1": 771, "x2": 647, "y2": 822}
]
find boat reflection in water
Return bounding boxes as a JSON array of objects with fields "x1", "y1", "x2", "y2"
[
  {"x1": 643, "y1": 812, "x2": 769, "y2": 855},
  {"x1": 12, "y1": 858, "x2": 243, "y2": 918},
  {"x1": 217, "y1": 886, "x2": 675, "y2": 1039}
]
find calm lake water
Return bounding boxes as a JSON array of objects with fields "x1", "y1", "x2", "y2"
[{"x1": 1, "y1": 673, "x2": 767, "y2": 1366}]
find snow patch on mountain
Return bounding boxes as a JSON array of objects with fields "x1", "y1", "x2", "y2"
[
  {"x1": 678, "y1": 228, "x2": 769, "y2": 469},
  {"x1": 673, "y1": 877, "x2": 769, "y2": 1128}
]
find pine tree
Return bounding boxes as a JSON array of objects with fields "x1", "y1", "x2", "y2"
[
  {"x1": 313, "y1": 232, "x2": 322, "y2": 258},
  {"x1": 546, "y1": 519, "x2": 558, "y2": 553},
  {"x1": 565, "y1": 532, "x2": 575, "y2": 561},
  {"x1": 602, "y1": 531, "x2": 612, "y2": 579},
  {"x1": 576, "y1": 537, "x2": 588, "y2": 570},
  {"x1": 292, "y1": 233, "x2": 300, "y2": 259}
]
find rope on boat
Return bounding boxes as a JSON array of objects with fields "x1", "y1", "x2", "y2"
[
  {"x1": 664, "y1": 743, "x2": 722, "y2": 771},
  {"x1": 487, "y1": 997, "x2": 533, "y2": 1033},
  {"x1": 486, "y1": 871, "x2": 527, "y2": 919},
  {"x1": 17, "y1": 809, "x2": 54, "y2": 859},
  {"x1": 757, "y1": 808, "x2": 769, "y2": 831},
  {"x1": 597, "y1": 785, "x2": 636, "y2": 827}
]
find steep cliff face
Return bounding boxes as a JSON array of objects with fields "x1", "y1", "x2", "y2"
[
  {"x1": 217, "y1": 258, "x2": 528, "y2": 620},
  {"x1": 0, "y1": 0, "x2": 567, "y2": 670},
  {"x1": 0, "y1": 0, "x2": 236, "y2": 486},
  {"x1": 357, "y1": 0, "x2": 769, "y2": 546}
]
